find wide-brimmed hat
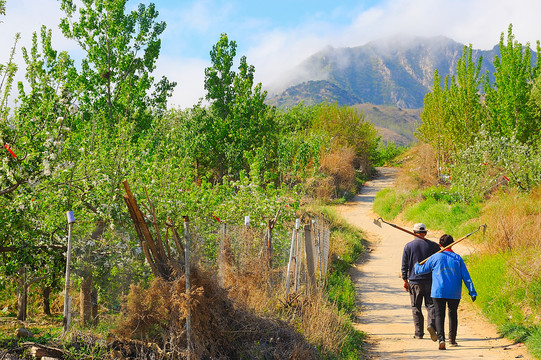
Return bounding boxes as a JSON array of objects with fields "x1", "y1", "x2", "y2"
[{"x1": 413, "y1": 223, "x2": 427, "y2": 232}]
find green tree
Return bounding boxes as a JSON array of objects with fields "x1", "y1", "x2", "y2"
[
  {"x1": 418, "y1": 70, "x2": 450, "y2": 172},
  {"x1": 419, "y1": 45, "x2": 485, "y2": 165},
  {"x1": 53, "y1": 0, "x2": 175, "y2": 325},
  {"x1": 484, "y1": 24, "x2": 541, "y2": 143},
  {"x1": 59, "y1": 0, "x2": 175, "y2": 132},
  {"x1": 203, "y1": 33, "x2": 273, "y2": 179},
  {"x1": 312, "y1": 103, "x2": 378, "y2": 175},
  {"x1": 1, "y1": 27, "x2": 74, "y2": 321}
]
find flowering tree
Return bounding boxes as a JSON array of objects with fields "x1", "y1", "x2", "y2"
[
  {"x1": 0, "y1": 27, "x2": 74, "y2": 320},
  {"x1": 54, "y1": 0, "x2": 176, "y2": 324}
]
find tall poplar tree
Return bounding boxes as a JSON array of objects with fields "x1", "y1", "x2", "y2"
[{"x1": 484, "y1": 24, "x2": 541, "y2": 143}]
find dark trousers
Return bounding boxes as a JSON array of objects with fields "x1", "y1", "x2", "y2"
[
  {"x1": 408, "y1": 282, "x2": 435, "y2": 337},
  {"x1": 433, "y1": 298, "x2": 460, "y2": 342}
]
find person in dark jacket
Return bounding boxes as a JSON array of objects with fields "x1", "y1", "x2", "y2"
[
  {"x1": 414, "y1": 234, "x2": 477, "y2": 350},
  {"x1": 401, "y1": 223, "x2": 440, "y2": 340}
]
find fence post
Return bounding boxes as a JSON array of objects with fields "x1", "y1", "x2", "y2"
[
  {"x1": 294, "y1": 224, "x2": 303, "y2": 293},
  {"x1": 183, "y1": 216, "x2": 194, "y2": 358},
  {"x1": 266, "y1": 219, "x2": 273, "y2": 269},
  {"x1": 242, "y1": 216, "x2": 250, "y2": 271},
  {"x1": 285, "y1": 219, "x2": 300, "y2": 296},
  {"x1": 218, "y1": 222, "x2": 226, "y2": 287},
  {"x1": 62, "y1": 211, "x2": 75, "y2": 337},
  {"x1": 304, "y1": 224, "x2": 316, "y2": 296}
]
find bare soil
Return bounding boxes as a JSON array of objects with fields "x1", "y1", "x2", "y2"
[{"x1": 335, "y1": 167, "x2": 533, "y2": 360}]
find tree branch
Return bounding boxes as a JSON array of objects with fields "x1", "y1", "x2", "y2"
[{"x1": 0, "y1": 178, "x2": 25, "y2": 195}]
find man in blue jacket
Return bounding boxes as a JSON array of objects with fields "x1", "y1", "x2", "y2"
[
  {"x1": 401, "y1": 223, "x2": 440, "y2": 341},
  {"x1": 414, "y1": 234, "x2": 477, "y2": 350}
]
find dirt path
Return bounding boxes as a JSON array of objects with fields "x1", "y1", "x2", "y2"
[{"x1": 335, "y1": 167, "x2": 532, "y2": 360}]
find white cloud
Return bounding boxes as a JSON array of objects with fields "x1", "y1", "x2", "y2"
[
  {"x1": 3, "y1": 0, "x2": 541, "y2": 110},
  {"x1": 243, "y1": 0, "x2": 541, "y2": 97},
  {"x1": 155, "y1": 56, "x2": 209, "y2": 110}
]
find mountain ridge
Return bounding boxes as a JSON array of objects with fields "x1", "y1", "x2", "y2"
[{"x1": 266, "y1": 35, "x2": 500, "y2": 109}]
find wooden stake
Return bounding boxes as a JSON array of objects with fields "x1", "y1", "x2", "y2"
[{"x1": 304, "y1": 224, "x2": 316, "y2": 296}]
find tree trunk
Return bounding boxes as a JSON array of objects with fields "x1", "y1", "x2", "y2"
[
  {"x1": 80, "y1": 267, "x2": 92, "y2": 326},
  {"x1": 79, "y1": 220, "x2": 105, "y2": 326},
  {"x1": 17, "y1": 267, "x2": 27, "y2": 321},
  {"x1": 91, "y1": 287, "x2": 99, "y2": 325},
  {"x1": 42, "y1": 286, "x2": 51, "y2": 316}
]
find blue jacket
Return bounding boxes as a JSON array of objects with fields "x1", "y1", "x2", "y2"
[
  {"x1": 401, "y1": 237, "x2": 441, "y2": 283},
  {"x1": 414, "y1": 250, "x2": 477, "y2": 299}
]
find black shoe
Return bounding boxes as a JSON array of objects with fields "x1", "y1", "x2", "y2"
[
  {"x1": 439, "y1": 341, "x2": 446, "y2": 350},
  {"x1": 427, "y1": 326, "x2": 437, "y2": 342},
  {"x1": 449, "y1": 339, "x2": 458, "y2": 347},
  {"x1": 413, "y1": 335, "x2": 424, "y2": 339}
]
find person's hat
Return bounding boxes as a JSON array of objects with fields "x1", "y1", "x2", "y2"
[{"x1": 413, "y1": 223, "x2": 427, "y2": 232}]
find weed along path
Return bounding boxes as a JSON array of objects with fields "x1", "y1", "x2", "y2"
[{"x1": 335, "y1": 167, "x2": 532, "y2": 360}]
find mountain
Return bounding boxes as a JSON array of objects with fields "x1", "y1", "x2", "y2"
[{"x1": 267, "y1": 35, "x2": 498, "y2": 110}]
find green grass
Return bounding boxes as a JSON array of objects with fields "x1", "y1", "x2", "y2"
[
  {"x1": 527, "y1": 327, "x2": 541, "y2": 358},
  {"x1": 373, "y1": 188, "x2": 412, "y2": 220},
  {"x1": 373, "y1": 186, "x2": 480, "y2": 236},
  {"x1": 320, "y1": 206, "x2": 367, "y2": 359},
  {"x1": 403, "y1": 197, "x2": 480, "y2": 236},
  {"x1": 465, "y1": 253, "x2": 541, "y2": 358}
]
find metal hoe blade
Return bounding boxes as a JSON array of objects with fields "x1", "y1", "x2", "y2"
[{"x1": 373, "y1": 217, "x2": 382, "y2": 227}]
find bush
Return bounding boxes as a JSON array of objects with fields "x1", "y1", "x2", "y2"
[
  {"x1": 371, "y1": 142, "x2": 408, "y2": 167},
  {"x1": 450, "y1": 130, "x2": 541, "y2": 201}
]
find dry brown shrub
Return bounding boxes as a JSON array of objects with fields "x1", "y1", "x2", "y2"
[
  {"x1": 280, "y1": 293, "x2": 357, "y2": 357},
  {"x1": 396, "y1": 143, "x2": 439, "y2": 191},
  {"x1": 315, "y1": 147, "x2": 358, "y2": 199},
  {"x1": 480, "y1": 185, "x2": 541, "y2": 254},
  {"x1": 479, "y1": 185, "x2": 541, "y2": 284},
  {"x1": 114, "y1": 266, "x2": 317, "y2": 359}
]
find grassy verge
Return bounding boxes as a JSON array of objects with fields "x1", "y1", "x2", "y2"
[
  {"x1": 373, "y1": 186, "x2": 480, "y2": 236},
  {"x1": 467, "y1": 252, "x2": 541, "y2": 358},
  {"x1": 319, "y1": 206, "x2": 367, "y2": 359}
]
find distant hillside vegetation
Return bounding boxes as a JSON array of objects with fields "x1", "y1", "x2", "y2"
[{"x1": 353, "y1": 104, "x2": 421, "y2": 146}]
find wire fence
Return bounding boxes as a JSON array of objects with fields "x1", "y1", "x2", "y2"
[{"x1": 187, "y1": 215, "x2": 331, "y2": 298}]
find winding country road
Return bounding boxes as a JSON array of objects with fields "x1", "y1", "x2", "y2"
[{"x1": 335, "y1": 167, "x2": 532, "y2": 360}]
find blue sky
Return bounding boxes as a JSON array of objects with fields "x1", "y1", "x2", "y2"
[{"x1": 2, "y1": 0, "x2": 540, "y2": 108}]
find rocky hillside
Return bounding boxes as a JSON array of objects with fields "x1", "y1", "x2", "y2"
[{"x1": 267, "y1": 35, "x2": 498, "y2": 109}]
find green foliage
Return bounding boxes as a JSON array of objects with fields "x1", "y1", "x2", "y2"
[
  {"x1": 59, "y1": 0, "x2": 176, "y2": 132},
  {"x1": 402, "y1": 196, "x2": 480, "y2": 236},
  {"x1": 449, "y1": 130, "x2": 541, "y2": 200},
  {"x1": 326, "y1": 271, "x2": 356, "y2": 314},
  {"x1": 202, "y1": 33, "x2": 273, "y2": 179},
  {"x1": 373, "y1": 186, "x2": 480, "y2": 235},
  {"x1": 419, "y1": 44, "x2": 485, "y2": 167},
  {"x1": 0, "y1": 27, "x2": 75, "y2": 314},
  {"x1": 321, "y1": 323, "x2": 366, "y2": 360},
  {"x1": 467, "y1": 252, "x2": 541, "y2": 355},
  {"x1": 0, "y1": 34, "x2": 19, "y2": 118},
  {"x1": 527, "y1": 327, "x2": 541, "y2": 359},
  {"x1": 484, "y1": 24, "x2": 541, "y2": 144},
  {"x1": 313, "y1": 103, "x2": 379, "y2": 174},
  {"x1": 420, "y1": 24, "x2": 541, "y2": 192},
  {"x1": 322, "y1": 207, "x2": 365, "y2": 315},
  {"x1": 371, "y1": 141, "x2": 408, "y2": 167}
]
